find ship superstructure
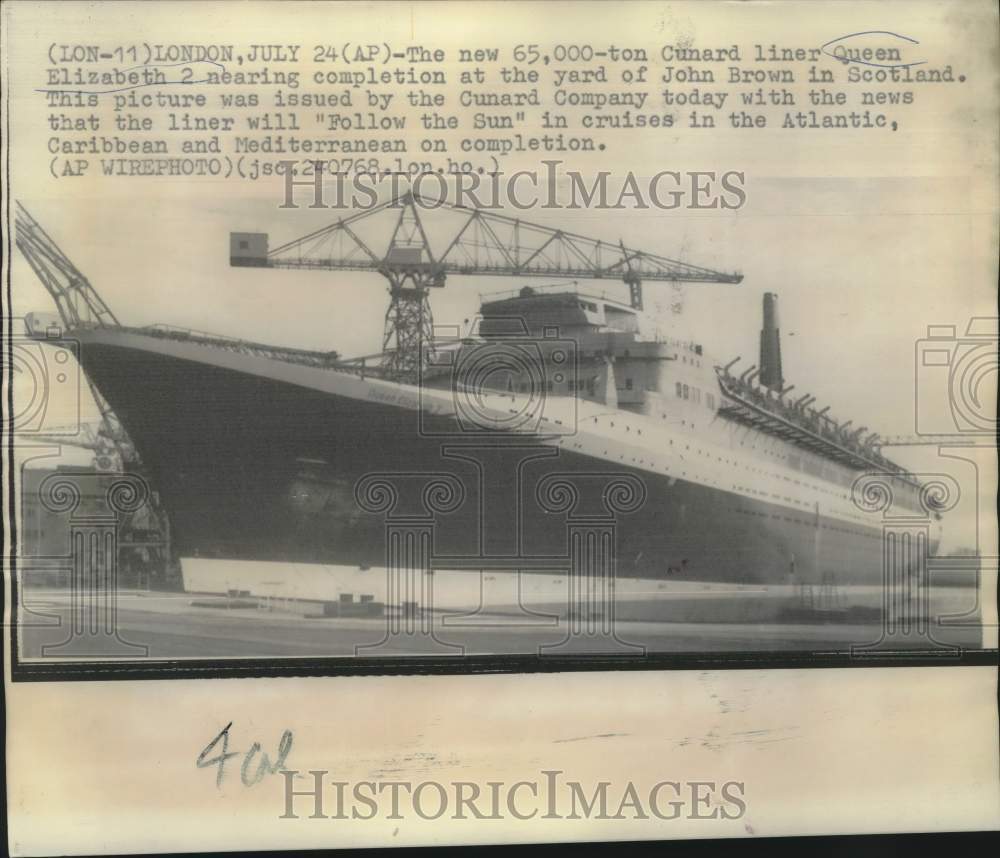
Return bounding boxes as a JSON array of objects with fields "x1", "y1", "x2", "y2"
[{"x1": 15, "y1": 200, "x2": 938, "y2": 612}]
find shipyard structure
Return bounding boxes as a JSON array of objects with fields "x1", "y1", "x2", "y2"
[{"x1": 16, "y1": 198, "x2": 956, "y2": 628}]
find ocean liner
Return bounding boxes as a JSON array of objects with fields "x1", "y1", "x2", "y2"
[{"x1": 16, "y1": 199, "x2": 941, "y2": 620}]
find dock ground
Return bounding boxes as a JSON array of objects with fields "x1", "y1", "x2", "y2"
[{"x1": 16, "y1": 588, "x2": 984, "y2": 659}]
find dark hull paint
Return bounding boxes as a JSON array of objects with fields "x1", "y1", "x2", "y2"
[{"x1": 82, "y1": 341, "x2": 898, "y2": 587}]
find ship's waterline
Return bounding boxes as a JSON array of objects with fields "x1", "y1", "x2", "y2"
[
  {"x1": 61, "y1": 317, "x2": 923, "y2": 592},
  {"x1": 22, "y1": 278, "x2": 949, "y2": 625}
]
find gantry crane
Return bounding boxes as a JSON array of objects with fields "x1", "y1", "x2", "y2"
[
  {"x1": 15, "y1": 203, "x2": 177, "y2": 588},
  {"x1": 230, "y1": 192, "x2": 743, "y2": 380},
  {"x1": 15, "y1": 202, "x2": 119, "y2": 329},
  {"x1": 14, "y1": 203, "x2": 130, "y2": 461}
]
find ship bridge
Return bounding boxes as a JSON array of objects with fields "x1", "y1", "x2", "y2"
[
  {"x1": 478, "y1": 284, "x2": 641, "y2": 338},
  {"x1": 457, "y1": 285, "x2": 716, "y2": 415}
]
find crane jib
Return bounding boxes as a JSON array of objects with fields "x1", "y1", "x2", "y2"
[{"x1": 228, "y1": 192, "x2": 743, "y2": 379}]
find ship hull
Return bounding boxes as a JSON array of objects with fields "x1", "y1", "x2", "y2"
[{"x1": 71, "y1": 328, "x2": 913, "y2": 595}]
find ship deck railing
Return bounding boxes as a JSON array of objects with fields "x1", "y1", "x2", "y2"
[
  {"x1": 62, "y1": 320, "x2": 370, "y2": 375},
  {"x1": 139, "y1": 323, "x2": 352, "y2": 370},
  {"x1": 64, "y1": 320, "x2": 476, "y2": 381},
  {"x1": 715, "y1": 369, "x2": 916, "y2": 483}
]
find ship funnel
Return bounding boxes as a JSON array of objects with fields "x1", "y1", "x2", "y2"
[{"x1": 759, "y1": 292, "x2": 784, "y2": 392}]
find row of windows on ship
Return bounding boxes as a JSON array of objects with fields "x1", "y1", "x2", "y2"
[
  {"x1": 503, "y1": 374, "x2": 717, "y2": 407},
  {"x1": 499, "y1": 371, "x2": 921, "y2": 514}
]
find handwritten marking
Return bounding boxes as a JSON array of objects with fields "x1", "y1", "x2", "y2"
[
  {"x1": 197, "y1": 721, "x2": 294, "y2": 788},
  {"x1": 820, "y1": 31, "x2": 927, "y2": 69},
  {"x1": 36, "y1": 60, "x2": 225, "y2": 97}
]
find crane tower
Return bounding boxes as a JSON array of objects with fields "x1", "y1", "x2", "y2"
[{"x1": 231, "y1": 192, "x2": 743, "y2": 381}]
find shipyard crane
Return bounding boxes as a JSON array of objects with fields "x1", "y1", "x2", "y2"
[
  {"x1": 14, "y1": 203, "x2": 130, "y2": 464},
  {"x1": 15, "y1": 202, "x2": 119, "y2": 329},
  {"x1": 26, "y1": 422, "x2": 122, "y2": 472},
  {"x1": 230, "y1": 192, "x2": 743, "y2": 380},
  {"x1": 14, "y1": 203, "x2": 178, "y2": 587}
]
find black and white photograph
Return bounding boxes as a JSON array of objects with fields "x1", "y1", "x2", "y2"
[
  {"x1": 11, "y1": 188, "x2": 994, "y2": 662},
  {"x1": 2, "y1": 0, "x2": 997, "y2": 853}
]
